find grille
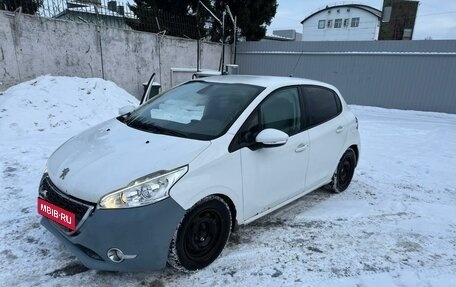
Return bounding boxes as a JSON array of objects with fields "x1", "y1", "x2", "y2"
[{"x1": 40, "y1": 175, "x2": 95, "y2": 233}]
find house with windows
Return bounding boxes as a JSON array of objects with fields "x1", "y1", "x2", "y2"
[{"x1": 300, "y1": 4, "x2": 382, "y2": 41}]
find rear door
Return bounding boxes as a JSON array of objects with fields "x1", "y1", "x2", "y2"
[{"x1": 301, "y1": 86, "x2": 348, "y2": 189}]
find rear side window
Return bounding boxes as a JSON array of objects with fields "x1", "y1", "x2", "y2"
[{"x1": 302, "y1": 86, "x2": 341, "y2": 127}]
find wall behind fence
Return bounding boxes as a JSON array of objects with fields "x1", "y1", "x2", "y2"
[
  {"x1": 0, "y1": 11, "x2": 229, "y2": 97},
  {"x1": 237, "y1": 41, "x2": 456, "y2": 114}
]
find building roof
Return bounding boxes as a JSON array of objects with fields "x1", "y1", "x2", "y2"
[
  {"x1": 54, "y1": 2, "x2": 132, "y2": 19},
  {"x1": 263, "y1": 34, "x2": 295, "y2": 41},
  {"x1": 300, "y1": 3, "x2": 382, "y2": 24}
]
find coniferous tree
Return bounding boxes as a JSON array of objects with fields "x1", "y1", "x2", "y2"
[
  {"x1": 127, "y1": 0, "x2": 201, "y2": 39},
  {"x1": 128, "y1": 0, "x2": 277, "y2": 41},
  {"x1": 0, "y1": 0, "x2": 42, "y2": 15},
  {"x1": 212, "y1": 0, "x2": 278, "y2": 41}
]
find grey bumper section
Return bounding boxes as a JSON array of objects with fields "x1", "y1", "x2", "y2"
[{"x1": 41, "y1": 197, "x2": 185, "y2": 272}]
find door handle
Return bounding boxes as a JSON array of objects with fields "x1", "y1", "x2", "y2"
[
  {"x1": 336, "y1": 126, "x2": 344, "y2": 133},
  {"x1": 295, "y1": 143, "x2": 308, "y2": 153}
]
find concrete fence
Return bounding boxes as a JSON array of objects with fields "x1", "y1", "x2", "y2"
[
  {"x1": 0, "y1": 11, "x2": 229, "y2": 97},
  {"x1": 237, "y1": 41, "x2": 456, "y2": 114}
]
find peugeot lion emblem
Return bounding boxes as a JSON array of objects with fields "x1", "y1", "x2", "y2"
[{"x1": 60, "y1": 168, "x2": 70, "y2": 180}]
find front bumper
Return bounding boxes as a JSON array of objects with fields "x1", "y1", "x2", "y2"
[{"x1": 41, "y1": 197, "x2": 185, "y2": 272}]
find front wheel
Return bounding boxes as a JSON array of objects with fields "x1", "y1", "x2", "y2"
[
  {"x1": 168, "y1": 196, "x2": 232, "y2": 271},
  {"x1": 326, "y1": 148, "x2": 357, "y2": 193}
]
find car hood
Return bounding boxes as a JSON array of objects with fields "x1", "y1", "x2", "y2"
[{"x1": 46, "y1": 118, "x2": 211, "y2": 203}]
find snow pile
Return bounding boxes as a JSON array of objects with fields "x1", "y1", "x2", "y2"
[
  {"x1": 1, "y1": 77, "x2": 456, "y2": 286},
  {"x1": 0, "y1": 76, "x2": 138, "y2": 286},
  {"x1": 0, "y1": 75, "x2": 138, "y2": 137}
]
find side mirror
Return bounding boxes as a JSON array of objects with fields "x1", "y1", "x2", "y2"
[
  {"x1": 255, "y1": 129, "x2": 289, "y2": 147},
  {"x1": 118, "y1": 105, "x2": 135, "y2": 115}
]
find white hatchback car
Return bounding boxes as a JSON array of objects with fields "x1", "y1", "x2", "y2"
[{"x1": 38, "y1": 75, "x2": 360, "y2": 272}]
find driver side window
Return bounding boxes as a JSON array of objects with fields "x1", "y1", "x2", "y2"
[
  {"x1": 232, "y1": 87, "x2": 302, "y2": 150},
  {"x1": 260, "y1": 87, "x2": 301, "y2": 136}
]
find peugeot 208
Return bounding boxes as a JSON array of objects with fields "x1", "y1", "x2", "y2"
[{"x1": 38, "y1": 75, "x2": 360, "y2": 272}]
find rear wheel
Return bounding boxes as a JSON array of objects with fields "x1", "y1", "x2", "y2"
[
  {"x1": 168, "y1": 196, "x2": 232, "y2": 271},
  {"x1": 327, "y1": 148, "x2": 356, "y2": 193}
]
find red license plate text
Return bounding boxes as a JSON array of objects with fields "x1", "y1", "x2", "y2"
[{"x1": 38, "y1": 198, "x2": 76, "y2": 231}]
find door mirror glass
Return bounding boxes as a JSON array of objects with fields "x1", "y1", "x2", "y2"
[
  {"x1": 255, "y1": 129, "x2": 289, "y2": 147},
  {"x1": 118, "y1": 105, "x2": 136, "y2": 115}
]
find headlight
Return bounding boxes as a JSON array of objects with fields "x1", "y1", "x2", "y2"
[{"x1": 98, "y1": 166, "x2": 188, "y2": 209}]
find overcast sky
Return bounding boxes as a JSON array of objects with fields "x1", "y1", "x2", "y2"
[{"x1": 267, "y1": 0, "x2": 456, "y2": 40}]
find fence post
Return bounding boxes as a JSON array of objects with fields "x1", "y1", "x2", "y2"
[
  {"x1": 97, "y1": 27, "x2": 105, "y2": 79},
  {"x1": 8, "y1": 11, "x2": 23, "y2": 83}
]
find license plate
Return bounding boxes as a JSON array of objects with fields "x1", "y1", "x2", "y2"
[{"x1": 38, "y1": 198, "x2": 76, "y2": 231}]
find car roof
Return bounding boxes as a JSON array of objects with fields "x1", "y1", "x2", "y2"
[{"x1": 197, "y1": 75, "x2": 335, "y2": 90}]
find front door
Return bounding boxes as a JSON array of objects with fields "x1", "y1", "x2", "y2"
[{"x1": 234, "y1": 87, "x2": 310, "y2": 220}]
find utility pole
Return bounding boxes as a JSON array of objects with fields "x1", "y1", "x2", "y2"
[
  {"x1": 221, "y1": 11, "x2": 226, "y2": 73},
  {"x1": 198, "y1": 1, "x2": 238, "y2": 71},
  {"x1": 198, "y1": 1, "x2": 225, "y2": 72},
  {"x1": 226, "y1": 5, "x2": 237, "y2": 64}
]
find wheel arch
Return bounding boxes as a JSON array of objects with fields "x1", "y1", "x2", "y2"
[
  {"x1": 167, "y1": 193, "x2": 234, "y2": 271},
  {"x1": 170, "y1": 186, "x2": 242, "y2": 229},
  {"x1": 212, "y1": 193, "x2": 237, "y2": 231},
  {"x1": 348, "y1": 144, "x2": 359, "y2": 166}
]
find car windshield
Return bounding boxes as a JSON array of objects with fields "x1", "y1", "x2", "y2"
[{"x1": 122, "y1": 81, "x2": 264, "y2": 140}]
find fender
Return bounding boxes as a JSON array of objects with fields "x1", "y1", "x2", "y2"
[{"x1": 169, "y1": 140, "x2": 244, "y2": 224}]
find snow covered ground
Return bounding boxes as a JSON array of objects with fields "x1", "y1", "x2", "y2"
[{"x1": 1, "y1": 76, "x2": 455, "y2": 287}]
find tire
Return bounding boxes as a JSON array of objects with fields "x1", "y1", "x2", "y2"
[
  {"x1": 168, "y1": 195, "x2": 232, "y2": 272},
  {"x1": 326, "y1": 148, "x2": 357, "y2": 193}
]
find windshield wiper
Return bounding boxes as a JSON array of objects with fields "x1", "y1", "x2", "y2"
[
  {"x1": 117, "y1": 112, "x2": 132, "y2": 123},
  {"x1": 147, "y1": 124, "x2": 188, "y2": 138},
  {"x1": 126, "y1": 120, "x2": 187, "y2": 138}
]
